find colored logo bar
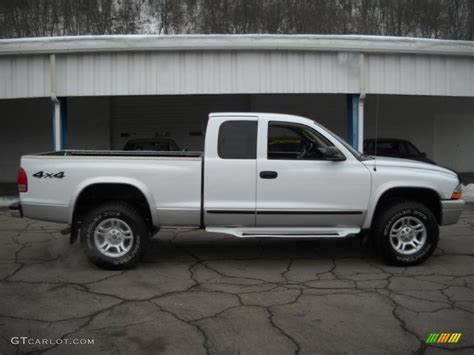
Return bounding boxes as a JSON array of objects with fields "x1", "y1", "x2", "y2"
[{"x1": 426, "y1": 333, "x2": 462, "y2": 344}]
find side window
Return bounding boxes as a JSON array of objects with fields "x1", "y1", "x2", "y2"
[
  {"x1": 218, "y1": 121, "x2": 257, "y2": 159},
  {"x1": 267, "y1": 122, "x2": 335, "y2": 160},
  {"x1": 377, "y1": 142, "x2": 396, "y2": 155}
]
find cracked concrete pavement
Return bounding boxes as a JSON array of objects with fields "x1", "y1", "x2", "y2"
[{"x1": 0, "y1": 207, "x2": 473, "y2": 354}]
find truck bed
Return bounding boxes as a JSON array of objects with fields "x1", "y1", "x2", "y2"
[{"x1": 20, "y1": 150, "x2": 203, "y2": 226}]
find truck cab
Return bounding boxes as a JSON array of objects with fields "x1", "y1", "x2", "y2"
[{"x1": 204, "y1": 113, "x2": 371, "y2": 230}]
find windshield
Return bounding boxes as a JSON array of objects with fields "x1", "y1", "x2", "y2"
[
  {"x1": 405, "y1": 142, "x2": 421, "y2": 156},
  {"x1": 312, "y1": 121, "x2": 364, "y2": 160}
]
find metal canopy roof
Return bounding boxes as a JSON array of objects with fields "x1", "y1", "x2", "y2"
[{"x1": 1, "y1": 34, "x2": 473, "y2": 57}]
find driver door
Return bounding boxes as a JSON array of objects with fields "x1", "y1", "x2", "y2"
[{"x1": 256, "y1": 119, "x2": 371, "y2": 227}]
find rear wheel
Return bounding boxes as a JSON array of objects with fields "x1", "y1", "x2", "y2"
[
  {"x1": 373, "y1": 201, "x2": 439, "y2": 266},
  {"x1": 81, "y1": 201, "x2": 149, "y2": 269}
]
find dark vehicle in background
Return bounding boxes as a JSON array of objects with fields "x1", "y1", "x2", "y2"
[
  {"x1": 123, "y1": 138, "x2": 181, "y2": 151},
  {"x1": 364, "y1": 138, "x2": 435, "y2": 164}
]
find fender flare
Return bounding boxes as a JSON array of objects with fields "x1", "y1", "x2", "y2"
[
  {"x1": 69, "y1": 177, "x2": 158, "y2": 226},
  {"x1": 363, "y1": 182, "x2": 441, "y2": 229}
]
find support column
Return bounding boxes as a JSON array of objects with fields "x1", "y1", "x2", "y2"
[
  {"x1": 50, "y1": 54, "x2": 63, "y2": 151},
  {"x1": 346, "y1": 94, "x2": 365, "y2": 151},
  {"x1": 52, "y1": 98, "x2": 61, "y2": 150},
  {"x1": 346, "y1": 94, "x2": 359, "y2": 149},
  {"x1": 51, "y1": 98, "x2": 68, "y2": 151},
  {"x1": 358, "y1": 94, "x2": 365, "y2": 152}
]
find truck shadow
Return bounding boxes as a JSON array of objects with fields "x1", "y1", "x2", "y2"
[{"x1": 144, "y1": 230, "x2": 377, "y2": 263}]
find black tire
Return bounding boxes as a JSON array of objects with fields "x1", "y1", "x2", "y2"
[
  {"x1": 80, "y1": 201, "x2": 149, "y2": 269},
  {"x1": 373, "y1": 201, "x2": 439, "y2": 266}
]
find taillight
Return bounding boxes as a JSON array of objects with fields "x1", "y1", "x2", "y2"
[{"x1": 18, "y1": 167, "x2": 28, "y2": 193}]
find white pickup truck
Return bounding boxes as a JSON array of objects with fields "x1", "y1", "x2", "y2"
[{"x1": 11, "y1": 113, "x2": 465, "y2": 269}]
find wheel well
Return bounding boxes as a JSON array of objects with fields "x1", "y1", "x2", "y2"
[
  {"x1": 373, "y1": 187, "x2": 441, "y2": 224},
  {"x1": 73, "y1": 183, "x2": 152, "y2": 226}
]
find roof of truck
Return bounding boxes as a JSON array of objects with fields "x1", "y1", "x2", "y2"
[{"x1": 210, "y1": 112, "x2": 304, "y2": 119}]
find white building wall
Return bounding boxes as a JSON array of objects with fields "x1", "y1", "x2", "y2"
[
  {"x1": 1, "y1": 50, "x2": 473, "y2": 99},
  {"x1": 366, "y1": 54, "x2": 474, "y2": 96},
  {"x1": 44, "y1": 51, "x2": 474, "y2": 98},
  {"x1": 0, "y1": 55, "x2": 50, "y2": 99},
  {"x1": 53, "y1": 51, "x2": 361, "y2": 97}
]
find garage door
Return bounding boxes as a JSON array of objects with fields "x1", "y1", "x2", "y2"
[
  {"x1": 0, "y1": 98, "x2": 52, "y2": 182},
  {"x1": 434, "y1": 114, "x2": 474, "y2": 172},
  {"x1": 111, "y1": 95, "x2": 250, "y2": 151}
]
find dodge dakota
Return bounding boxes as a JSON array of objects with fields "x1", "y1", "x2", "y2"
[{"x1": 10, "y1": 112, "x2": 465, "y2": 269}]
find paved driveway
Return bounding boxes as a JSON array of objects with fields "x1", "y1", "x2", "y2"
[{"x1": 0, "y1": 208, "x2": 473, "y2": 354}]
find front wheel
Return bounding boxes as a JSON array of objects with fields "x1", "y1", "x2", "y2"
[
  {"x1": 373, "y1": 201, "x2": 439, "y2": 266},
  {"x1": 81, "y1": 201, "x2": 149, "y2": 269}
]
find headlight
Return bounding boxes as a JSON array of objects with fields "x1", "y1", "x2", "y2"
[{"x1": 451, "y1": 184, "x2": 462, "y2": 200}]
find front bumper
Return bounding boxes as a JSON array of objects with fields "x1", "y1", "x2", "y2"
[
  {"x1": 440, "y1": 199, "x2": 465, "y2": 225},
  {"x1": 9, "y1": 202, "x2": 23, "y2": 218}
]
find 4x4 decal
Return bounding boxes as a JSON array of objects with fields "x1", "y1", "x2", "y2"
[{"x1": 33, "y1": 171, "x2": 65, "y2": 179}]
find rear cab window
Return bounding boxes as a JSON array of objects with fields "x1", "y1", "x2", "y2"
[{"x1": 218, "y1": 121, "x2": 257, "y2": 159}]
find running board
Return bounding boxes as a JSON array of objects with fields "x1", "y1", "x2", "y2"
[{"x1": 205, "y1": 227, "x2": 361, "y2": 238}]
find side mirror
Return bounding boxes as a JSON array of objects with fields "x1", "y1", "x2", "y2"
[
  {"x1": 322, "y1": 146, "x2": 345, "y2": 161},
  {"x1": 420, "y1": 152, "x2": 427, "y2": 158}
]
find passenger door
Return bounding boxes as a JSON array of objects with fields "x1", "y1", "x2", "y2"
[
  {"x1": 204, "y1": 116, "x2": 258, "y2": 226},
  {"x1": 256, "y1": 119, "x2": 371, "y2": 227}
]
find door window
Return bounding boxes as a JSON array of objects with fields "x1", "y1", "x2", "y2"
[{"x1": 267, "y1": 122, "x2": 335, "y2": 160}]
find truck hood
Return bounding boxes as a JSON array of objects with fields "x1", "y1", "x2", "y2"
[{"x1": 362, "y1": 156, "x2": 458, "y2": 179}]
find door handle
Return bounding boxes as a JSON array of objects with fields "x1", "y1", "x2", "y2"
[{"x1": 260, "y1": 171, "x2": 278, "y2": 179}]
